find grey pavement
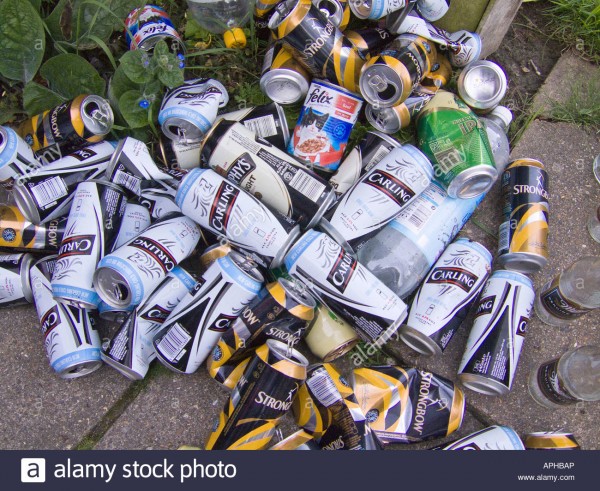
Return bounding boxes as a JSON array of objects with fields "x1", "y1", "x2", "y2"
[{"x1": 1, "y1": 50, "x2": 599, "y2": 451}]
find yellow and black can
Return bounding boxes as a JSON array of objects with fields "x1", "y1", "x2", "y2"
[
  {"x1": 0, "y1": 205, "x2": 66, "y2": 252},
  {"x1": 524, "y1": 432, "x2": 581, "y2": 450}
]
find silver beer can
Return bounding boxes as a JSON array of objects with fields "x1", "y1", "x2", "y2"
[
  {"x1": 0, "y1": 126, "x2": 41, "y2": 183},
  {"x1": 0, "y1": 253, "x2": 34, "y2": 307},
  {"x1": 457, "y1": 60, "x2": 508, "y2": 113}
]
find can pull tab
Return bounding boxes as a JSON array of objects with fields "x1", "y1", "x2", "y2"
[
  {"x1": 368, "y1": 75, "x2": 389, "y2": 93},
  {"x1": 286, "y1": 334, "x2": 295, "y2": 359}
]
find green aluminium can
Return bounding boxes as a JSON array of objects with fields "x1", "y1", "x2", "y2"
[{"x1": 416, "y1": 90, "x2": 497, "y2": 199}]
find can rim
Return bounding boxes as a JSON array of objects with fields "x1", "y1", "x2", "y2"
[
  {"x1": 278, "y1": 277, "x2": 317, "y2": 309},
  {"x1": 19, "y1": 253, "x2": 35, "y2": 303},
  {"x1": 226, "y1": 250, "x2": 265, "y2": 285},
  {"x1": 398, "y1": 325, "x2": 442, "y2": 356},
  {"x1": 101, "y1": 352, "x2": 145, "y2": 381},
  {"x1": 458, "y1": 61, "x2": 507, "y2": 110},
  {"x1": 359, "y1": 65, "x2": 404, "y2": 108},
  {"x1": 447, "y1": 164, "x2": 497, "y2": 199},
  {"x1": 93, "y1": 266, "x2": 133, "y2": 309},
  {"x1": 81, "y1": 95, "x2": 115, "y2": 136},
  {"x1": 271, "y1": 223, "x2": 301, "y2": 269},
  {"x1": 260, "y1": 70, "x2": 310, "y2": 106},
  {"x1": 458, "y1": 373, "x2": 509, "y2": 396},
  {"x1": 58, "y1": 359, "x2": 103, "y2": 379},
  {"x1": 266, "y1": 338, "x2": 310, "y2": 367}
]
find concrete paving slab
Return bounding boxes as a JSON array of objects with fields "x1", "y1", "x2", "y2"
[
  {"x1": 532, "y1": 50, "x2": 600, "y2": 117},
  {"x1": 0, "y1": 305, "x2": 132, "y2": 449}
]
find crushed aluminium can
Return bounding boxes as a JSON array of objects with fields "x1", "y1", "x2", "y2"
[
  {"x1": 0, "y1": 126, "x2": 40, "y2": 183},
  {"x1": 352, "y1": 366, "x2": 465, "y2": 444},
  {"x1": 269, "y1": 430, "x2": 320, "y2": 450},
  {"x1": 102, "y1": 266, "x2": 197, "y2": 380},
  {"x1": 138, "y1": 188, "x2": 181, "y2": 220},
  {"x1": 12, "y1": 141, "x2": 116, "y2": 224},
  {"x1": 175, "y1": 168, "x2": 301, "y2": 268},
  {"x1": 154, "y1": 252, "x2": 263, "y2": 374},
  {"x1": 208, "y1": 277, "x2": 316, "y2": 389},
  {"x1": 94, "y1": 213, "x2": 202, "y2": 309},
  {"x1": 433, "y1": 425, "x2": 525, "y2": 450},
  {"x1": 458, "y1": 270, "x2": 535, "y2": 396},
  {"x1": 30, "y1": 256, "x2": 102, "y2": 379},
  {"x1": 0, "y1": 205, "x2": 66, "y2": 252},
  {"x1": 284, "y1": 230, "x2": 408, "y2": 345},
  {"x1": 51, "y1": 180, "x2": 128, "y2": 309},
  {"x1": 0, "y1": 253, "x2": 34, "y2": 307},
  {"x1": 312, "y1": 0, "x2": 350, "y2": 30},
  {"x1": 201, "y1": 119, "x2": 335, "y2": 228},
  {"x1": 205, "y1": 339, "x2": 309, "y2": 450},
  {"x1": 524, "y1": 432, "x2": 581, "y2": 451},
  {"x1": 159, "y1": 79, "x2": 229, "y2": 144},
  {"x1": 320, "y1": 144, "x2": 433, "y2": 254},
  {"x1": 288, "y1": 80, "x2": 363, "y2": 173},
  {"x1": 345, "y1": 28, "x2": 395, "y2": 60},
  {"x1": 399, "y1": 238, "x2": 492, "y2": 356},
  {"x1": 328, "y1": 130, "x2": 400, "y2": 197},
  {"x1": 125, "y1": 5, "x2": 186, "y2": 57},
  {"x1": 17, "y1": 95, "x2": 114, "y2": 155},
  {"x1": 304, "y1": 304, "x2": 359, "y2": 362},
  {"x1": 498, "y1": 158, "x2": 549, "y2": 273}
]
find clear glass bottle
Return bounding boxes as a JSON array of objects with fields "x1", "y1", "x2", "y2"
[
  {"x1": 186, "y1": 0, "x2": 251, "y2": 34},
  {"x1": 588, "y1": 204, "x2": 600, "y2": 243},
  {"x1": 528, "y1": 345, "x2": 600, "y2": 409},
  {"x1": 481, "y1": 105, "x2": 512, "y2": 175},
  {"x1": 534, "y1": 256, "x2": 600, "y2": 327}
]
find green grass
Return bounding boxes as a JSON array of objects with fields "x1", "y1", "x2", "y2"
[
  {"x1": 548, "y1": 77, "x2": 600, "y2": 129},
  {"x1": 542, "y1": 0, "x2": 600, "y2": 64}
]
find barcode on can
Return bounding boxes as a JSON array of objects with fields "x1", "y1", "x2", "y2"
[
  {"x1": 156, "y1": 323, "x2": 191, "y2": 363},
  {"x1": 306, "y1": 369, "x2": 342, "y2": 407},
  {"x1": 364, "y1": 145, "x2": 393, "y2": 173},
  {"x1": 30, "y1": 176, "x2": 69, "y2": 208},
  {"x1": 243, "y1": 115, "x2": 278, "y2": 139},
  {"x1": 114, "y1": 169, "x2": 141, "y2": 195},
  {"x1": 498, "y1": 221, "x2": 510, "y2": 254},
  {"x1": 289, "y1": 170, "x2": 326, "y2": 202}
]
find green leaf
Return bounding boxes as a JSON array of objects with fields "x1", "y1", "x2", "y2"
[
  {"x1": 0, "y1": 0, "x2": 46, "y2": 82},
  {"x1": 119, "y1": 50, "x2": 153, "y2": 84},
  {"x1": 23, "y1": 82, "x2": 67, "y2": 116},
  {"x1": 158, "y1": 64, "x2": 185, "y2": 88},
  {"x1": 119, "y1": 90, "x2": 150, "y2": 128},
  {"x1": 27, "y1": 0, "x2": 42, "y2": 11},
  {"x1": 184, "y1": 17, "x2": 211, "y2": 41},
  {"x1": 107, "y1": 64, "x2": 139, "y2": 105},
  {"x1": 40, "y1": 53, "x2": 106, "y2": 99},
  {"x1": 153, "y1": 39, "x2": 170, "y2": 57}
]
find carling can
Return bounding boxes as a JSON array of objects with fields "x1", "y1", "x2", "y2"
[
  {"x1": 284, "y1": 230, "x2": 408, "y2": 344},
  {"x1": 345, "y1": 28, "x2": 395, "y2": 60},
  {"x1": 159, "y1": 78, "x2": 229, "y2": 144},
  {"x1": 260, "y1": 40, "x2": 312, "y2": 107},
  {"x1": 0, "y1": 126, "x2": 40, "y2": 183},
  {"x1": 312, "y1": 0, "x2": 350, "y2": 30},
  {"x1": 359, "y1": 34, "x2": 437, "y2": 108},
  {"x1": 349, "y1": 0, "x2": 416, "y2": 20},
  {"x1": 52, "y1": 181, "x2": 128, "y2": 309},
  {"x1": 0, "y1": 253, "x2": 34, "y2": 307},
  {"x1": 399, "y1": 238, "x2": 492, "y2": 356},
  {"x1": 138, "y1": 188, "x2": 181, "y2": 220},
  {"x1": 416, "y1": 0, "x2": 450, "y2": 21},
  {"x1": 434, "y1": 425, "x2": 525, "y2": 450},
  {"x1": 524, "y1": 432, "x2": 581, "y2": 451},
  {"x1": 158, "y1": 134, "x2": 202, "y2": 170},
  {"x1": 321, "y1": 145, "x2": 433, "y2": 254},
  {"x1": 12, "y1": 141, "x2": 116, "y2": 224},
  {"x1": 201, "y1": 119, "x2": 335, "y2": 228},
  {"x1": 94, "y1": 213, "x2": 201, "y2": 309},
  {"x1": 102, "y1": 266, "x2": 197, "y2": 380},
  {"x1": 416, "y1": 90, "x2": 497, "y2": 199},
  {"x1": 352, "y1": 366, "x2": 465, "y2": 444},
  {"x1": 365, "y1": 91, "x2": 434, "y2": 135},
  {"x1": 175, "y1": 168, "x2": 301, "y2": 267},
  {"x1": 304, "y1": 304, "x2": 359, "y2": 362},
  {"x1": 208, "y1": 277, "x2": 316, "y2": 389},
  {"x1": 329, "y1": 131, "x2": 400, "y2": 197},
  {"x1": 218, "y1": 102, "x2": 291, "y2": 150},
  {"x1": 498, "y1": 158, "x2": 549, "y2": 273},
  {"x1": 205, "y1": 339, "x2": 308, "y2": 450},
  {"x1": 30, "y1": 256, "x2": 102, "y2": 379},
  {"x1": 106, "y1": 137, "x2": 175, "y2": 196},
  {"x1": 97, "y1": 301, "x2": 134, "y2": 324},
  {"x1": 0, "y1": 205, "x2": 66, "y2": 252},
  {"x1": 268, "y1": 0, "x2": 365, "y2": 93},
  {"x1": 17, "y1": 95, "x2": 114, "y2": 155},
  {"x1": 112, "y1": 202, "x2": 152, "y2": 251},
  {"x1": 458, "y1": 270, "x2": 535, "y2": 396},
  {"x1": 155, "y1": 253, "x2": 263, "y2": 374},
  {"x1": 125, "y1": 5, "x2": 186, "y2": 57},
  {"x1": 288, "y1": 80, "x2": 363, "y2": 173}
]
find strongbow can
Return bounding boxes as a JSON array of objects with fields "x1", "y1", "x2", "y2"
[
  {"x1": 30, "y1": 256, "x2": 102, "y2": 378},
  {"x1": 321, "y1": 145, "x2": 433, "y2": 254},
  {"x1": 0, "y1": 126, "x2": 40, "y2": 183},
  {"x1": 434, "y1": 425, "x2": 525, "y2": 450},
  {"x1": 269, "y1": 430, "x2": 320, "y2": 450},
  {"x1": 208, "y1": 277, "x2": 315, "y2": 388},
  {"x1": 328, "y1": 130, "x2": 400, "y2": 197},
  {"x1": 352, "y1": 366, "x2": 465, "y2": 444},
  {"x1": 313, "y1": 0, "x2": 350, "y2": 30},
  {"x1": 0, "y1": 253, "x2": 34, "y2": 307},
  {"x1": 498, "y1": 158, "x2": 549, "y2": 273},
  {"x1": 17, "y1": 95, "x2": 114, "y2": 155},
  {"x1": 102, "y1": 266, "x2": 197, "y2": 380},
  {"x1": 417, "y1": 90, "x2": 497, "y2": 198},
  {"x1": 400, "y1": 238, "x2": 492, "y2": 356},
  {"x1": 52, "y1": 181, "x2": 128, "y2": 309},
  {"x1": 365, "y1": 91, "x2": 434, "y2": 135},
  {"x1": 0, "y1": 205, "x2": 66, "y2": 252},
  {"x1": 288, "y1": 80, "x2": 363, "y2": 173},
  {"x1": 94, "y1": 213, "x2": 201, "y2": 309},
  {"x1": 346, "y1": 28, "x2": 395, "y2": 59},
  {"x1": 201, "y1": 120, "x2": 335, "y2": 228},
  {"x1": 284, "y1": 230, "x2": 408, "y2": 345},
  {"x1": 206, "y1": 339, "x2": 309, "y2": 450},
  {"x1": 154, "y1": 252, "x2": 263, "y2": 374},
  {"x1": 458, "y1": 270, "x2": 535, "y2": 396},
  {"x1": 175, "y1": 168, "x2": 301, "y2": 267},
  {"x1": 524, "y1": 432, "x2": 581, "y2": 451}
]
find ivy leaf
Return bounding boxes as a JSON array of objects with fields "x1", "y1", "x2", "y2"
[
  {"x1": 23, "y1": 82, "x2": 67, "y2": 116},
  {"x1": 0, "y1": 0, "x2": 46, "y2": 82},
  {"x1": 119, "y1": 90, "x2": 150, "y2": 128},
  {"x1": 40, "y1": 54, "x2": 106, "y2": 99},
  {"x1": 119, "y1": 50, "x2": 154, "y2": 84}
]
